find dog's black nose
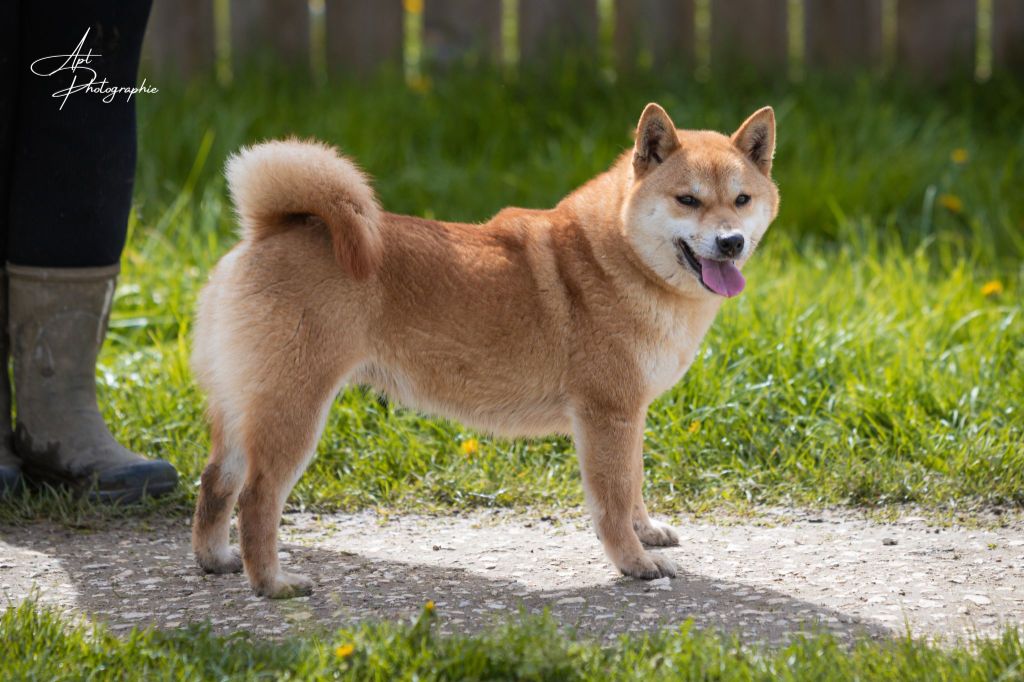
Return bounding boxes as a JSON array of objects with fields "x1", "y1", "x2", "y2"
[{"x1": 716, "y1": 233, "x2": 744, "y2": 258}]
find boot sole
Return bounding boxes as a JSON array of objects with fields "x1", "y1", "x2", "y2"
[
  {"x1": 86, "y1": 479, "x2": 178, "y2": 504},
  {"x1": 21, "y1": 465, "x2": 178, "y2": 504},
  {"x1": 0, "y1": 468, "x2": 23, "y2": 497}
]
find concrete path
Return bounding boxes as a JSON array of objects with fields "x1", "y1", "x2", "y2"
[{"x1": 1, "y1": 508, "x2": 1022, "y2": 646}]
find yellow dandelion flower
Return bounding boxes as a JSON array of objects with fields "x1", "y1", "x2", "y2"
[
  {"x1": 460, "y1": 438, "x2": 479, "y2": 456},
  {"x1": 938, "y1": 194, "x2": 963, "y2": 214},
  {"x1": 951, "y1": 148, "x2": 968, "y2": 164},
  {"x1": 335, "y1": 643, "x2": 355, "y2": 659},
  {"x1": 981, "y1": 280, "x2": 1003, "y2": 297},
  {"x1": 425, "y1": 600, "x2": 436, "y2": 612},
  {"x1": 688, "y1": 420, "x2": 701, "y2": 434},
  {"x1": 407, "y1": 73, "x2": 432, "y2": 94},
  {"x1": 403, "y1": 0, "x2": 423, "y2": 15}
]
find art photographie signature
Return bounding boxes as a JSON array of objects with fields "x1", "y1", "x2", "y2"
[{"x1": 30, "y1": 28, "x2": 157, "y2": 110}]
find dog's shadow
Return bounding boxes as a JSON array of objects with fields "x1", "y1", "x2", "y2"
[{"x1": 1, "y1": 516, "x2": 891, "y2": 645}]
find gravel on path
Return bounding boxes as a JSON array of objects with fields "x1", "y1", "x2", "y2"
[{"x1": 1, "y1": 508, "x2": 1021, "y2": 646}]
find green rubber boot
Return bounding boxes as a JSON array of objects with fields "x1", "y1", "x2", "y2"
[
  {"x1": 0, "y1": 271, "x2": 22, "y2": 497},
  {"x1": 7, "y1": 263, "x2": 177, "y2": 503}
]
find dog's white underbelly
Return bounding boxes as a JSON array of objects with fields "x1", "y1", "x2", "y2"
[{"x1": 349, "y1": 362, "x2": 573, "y2": 438}]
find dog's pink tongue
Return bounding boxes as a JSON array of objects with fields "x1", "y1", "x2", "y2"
[{"x1": 699, "y1": 258, "x2": 746, "y2": 297}]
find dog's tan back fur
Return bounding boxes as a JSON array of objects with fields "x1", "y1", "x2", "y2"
[{"x1": 191, "y1": 104, "x2": 779, "y2": 598}]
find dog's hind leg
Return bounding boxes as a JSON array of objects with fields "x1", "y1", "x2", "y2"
[
  {"x1": 236, "y1": 370, "x2": 345, "y2": 599},
  {"x1": 193, "y1": 405, "x2": 247, "y2": 574}
]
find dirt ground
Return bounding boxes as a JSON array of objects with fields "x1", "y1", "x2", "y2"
[{"x1": 1, "y1": 508, "x2": 1022, "y2": 646}]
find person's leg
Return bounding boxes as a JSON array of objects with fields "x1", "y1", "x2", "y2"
[
  {"x1": 0, "y1": 1, "x2": 21, "y2": 495},
  {"x1": 8, "y1": 1, "x2": 149, "y2": 266},
  {"x1": 6, "y1": 0, "x2": 177, "y2": 502}
]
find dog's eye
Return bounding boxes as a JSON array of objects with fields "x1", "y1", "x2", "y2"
[
  {"x1": 676, "y1": 195, "x2": 700, "y2": 208},
  {"x1": 735, "y1": 194, "x2": 751, "y2": 206}
]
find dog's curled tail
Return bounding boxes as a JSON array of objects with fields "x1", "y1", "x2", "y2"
[{"x1": 226, "y1": 139, "x2": 383, "y2": 279}]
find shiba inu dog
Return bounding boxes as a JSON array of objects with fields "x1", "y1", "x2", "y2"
[{"x1": 191, "y1": 103, "x2": 779, "y2": 598}]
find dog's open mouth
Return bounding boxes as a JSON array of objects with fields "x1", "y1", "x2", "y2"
[{"x1": 674, "y1": 238, "x2": 746, "y2": 298}]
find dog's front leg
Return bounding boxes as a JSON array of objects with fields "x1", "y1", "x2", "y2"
[
  {"x1": 629, "y1": 433, "x2": 680, "y2": 548},
  {"x1": 573, "y1": 409, "x2": 677, "y2": 580}
]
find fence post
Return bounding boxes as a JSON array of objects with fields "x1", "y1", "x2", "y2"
[
  {"x1": 230, "y1": 0, "x2": 311, "y2": 70},
  {"x1": 804, "y1": 0, "x2": 883, "y2": 70},
  {"x1": 710, "y1": 0, "x2": 788, "y2": 70},
  {"x1": 993, "y1": 0, "x2": 1024, "y2": 72},
  {"x1": 424, "y1": 0, "x2": 502, "y2": 66},
  {"x1": 897, "y1": 0, "x2": 976, "y2": 80},
  {"x1": 615, "y1": 0, "x2": 695, "y2": 72},
  {"x1": 518, "y1": 0, "x2": 598, "y2": 63},
  {"x1": 324, "y1": 0, "x2": 404, "y2": 77},
  {"x1": 144, "y1": 0, "x2": 216, "y2": 79}
]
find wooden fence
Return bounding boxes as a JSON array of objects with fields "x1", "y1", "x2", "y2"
[{"x1": 143, "y1": 0, "x2": 1024, "y2": 81}]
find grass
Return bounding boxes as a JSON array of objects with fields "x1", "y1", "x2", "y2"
[
  {"x1": 1, "y1": 65, "x2": 1022, "y2": 523},
  {"x1": 3, "y1": 64, "x2": 1023, "y2": 680},
  {"x1": 3, "y1": 600, "x2": 1023, "y2": 681}
]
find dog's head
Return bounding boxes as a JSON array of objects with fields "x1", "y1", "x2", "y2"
[{"x1": 622, "y1": 103, "x2": 779, "y2": 298}]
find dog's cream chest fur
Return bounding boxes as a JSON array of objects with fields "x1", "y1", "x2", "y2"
[{"x1": 638, "y1": 301, "x2": 719, "y2": 403}]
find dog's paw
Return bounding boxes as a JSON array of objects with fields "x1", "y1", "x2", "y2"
[
  {"x1": 253, "y1": 571, "x2": 314, "y2": 599},
  {"x1": 617, "y1": 551, "x2": 677, "y2": 580},
  {"x1": 634, "y1": 519, "x2": 680, "y2": 547},
  {"x1": 196, "y1": 546, "x2": 243, "y2": 574}
]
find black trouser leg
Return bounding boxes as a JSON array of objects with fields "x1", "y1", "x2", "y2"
[
  {"x1": 6, "y1": 0, "x2": 152, "y2": 267},
  {"x1": 0, "y1": 2, "x2": 20, "y2": 263}
]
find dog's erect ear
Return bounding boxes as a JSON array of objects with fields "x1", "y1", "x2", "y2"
[
  {"x1": 633, "y1": 103, "x2": 680, "y2": 176},
  {"x1": 732, "y1": 106, "x2": 776, "y2": 176}
]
